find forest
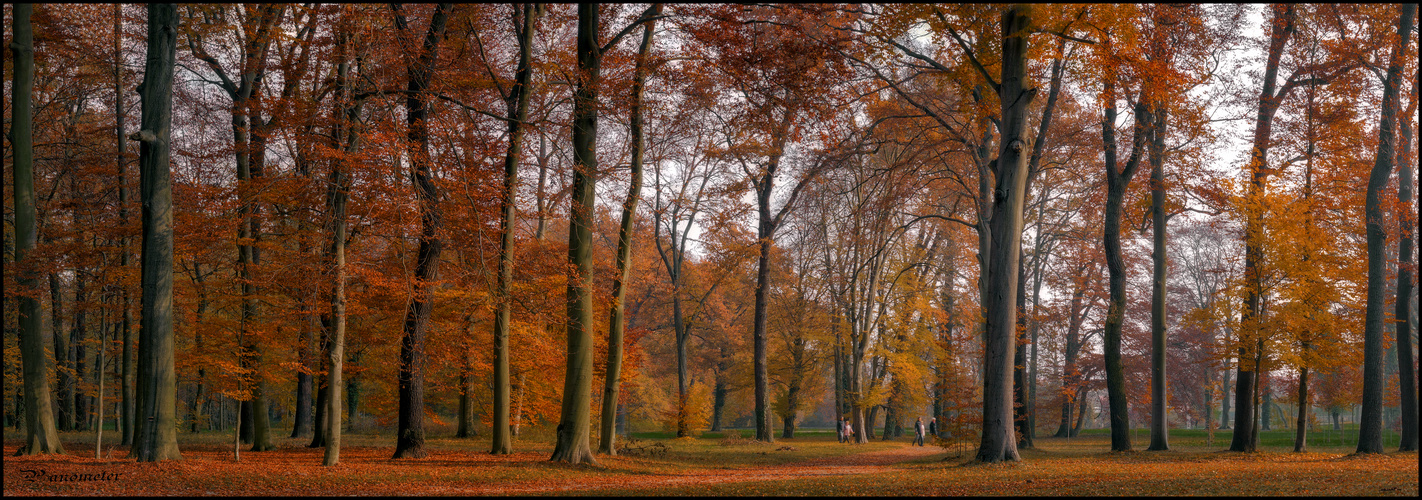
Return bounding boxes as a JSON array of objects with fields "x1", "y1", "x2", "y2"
[{"x1": 3, "y1": 2, "x2": 1418, "y2": 496}]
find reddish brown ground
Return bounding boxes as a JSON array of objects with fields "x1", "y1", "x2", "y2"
[{"x1": 2, "y1": 440, "x2": 937, "y2": 496}]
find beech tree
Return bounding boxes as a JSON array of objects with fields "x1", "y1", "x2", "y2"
[
  {"x1": 390, "y1": 2, "x2": 451, "y2": 460},
  {"x1": 1358, "y1": 2, "x2": 1414, "y2": 455},
  {"x1": 492, "y1": 2, "x2": 541, "y2": 456},
  {"x1": 131, "y1": 2, "x2": 182, "y2": 462},
  {"x1": 10, "y1": 3, "x2": 66, "y2": 457},
  {"x1": 551, "y1": 2, "x2": 658, "y2": 465},
  {"x1": 602, "y1": 3, "x2": 661, "y2": 455}
]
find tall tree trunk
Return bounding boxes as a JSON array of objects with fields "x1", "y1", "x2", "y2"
[
  {"x1": 11, "y1": 3, "x2": 66, "y2": 456},
  {"x1": 494, "y1": 3, "x2": 540, "y2": 455},
  {"x1": 390, "y1": 3, "x2": 451, "y2": 460},
  {"x1": 753, "y1": 221, "x2": 774, "y2": 443},
  {"x1": 550, "y1": 3, "x2": 601, "y2": 466},
  {"x1": 1395, "y1": 46, "x2": 1418, "y2": 453},
  {"x1": 113, "y1": 3, "x2": 136, "y2": 448},
  {"x1": 1359, "y1": 1, "x2": 1414, "y2": 455},
  {"x1": 749, "y1": 93, "x2": 803, "y2": 446},
  {"x1": 323, "y1": 88, "x2": 352, "y2": 467},
  {"x1": 976, "y1": 4, "x2": 1035, "y2": 463},
  {"x1": 1147, "y1": 106, "x2": 1170, "y2": 451},
  {"x1": 130, "y1": 3, "x2": 181, "y2": 462},
  {"x1": 1234, "y1": 4, "x2": 1297, "y2": 452},
  {"x1": 602, "y1": 3, "x2": 658, "y2": 455},
  {"x1": 1102, "y1": 67, "x2": 1149, "y2": 452},
  {"x1": 322, "y1": 18, "x2": 358, "y2": 464}
]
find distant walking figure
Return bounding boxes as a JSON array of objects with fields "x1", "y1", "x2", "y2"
[
  {"x1": 928, "y1": 417, "x2": 938, "y2": 439},
  {"x1": 837, "y1": 417, "x2": 846, "y2": 443},
  {"x1": 913, "y1": 417, "x2": 925, "y2": 446},
  {"x1": 845, "y1": 420, "x2": 855, "y2": 443}
]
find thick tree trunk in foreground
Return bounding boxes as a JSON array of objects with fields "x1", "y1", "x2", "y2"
[
  {"x1": 551, "y1": 3, "x2": 601, "y2": 466},
  {"x1": 131, "y1": 3, "x2": 182, "y2": 462},
  {"x1": 1359, "y1": 1, "x2": 1414, "y2": 455},
  {"x1": 391, "y1": 3, "x2": 451, "y2": 460},
  {"x1": 976, "y1": 4, "x2": 1034, "y2": 463},
  {"x1": 11, "y1": 3, "x2": 66, "y2": 456}
]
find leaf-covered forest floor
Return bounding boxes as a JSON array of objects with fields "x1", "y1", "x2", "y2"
[{"x1": 3, "y1": 427, "x2": 1416, "y2": 496}]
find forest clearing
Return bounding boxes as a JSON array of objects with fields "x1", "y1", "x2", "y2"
[
  {"x1": 3, "y1": 2, "x2": 1419, "y2": 497},
  {"x1": 3, "y1": 429, "x2": 1417, "y2": 496}
]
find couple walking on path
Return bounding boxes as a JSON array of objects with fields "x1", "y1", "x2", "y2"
[{"x1": 838, "y1": 416, "x2": 936, "y2": 446}]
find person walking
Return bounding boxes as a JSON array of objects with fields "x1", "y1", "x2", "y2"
[
  {"x1": 837, "y1": 417, "x2": 846, "y2": 443},
  {"x1": 928, "y1": 417, "x2": 938, "y2": 440},
  {"x1": 845, "y1": 419, "x2": 855, "y2": 444},
  {"x1": 913, "y1": 417, "x2": 926, "y2": 446}
]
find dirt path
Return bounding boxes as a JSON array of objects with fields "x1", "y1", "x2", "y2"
[{"x1": 473, "y1": 444, "x2": 940, "y2": 495}]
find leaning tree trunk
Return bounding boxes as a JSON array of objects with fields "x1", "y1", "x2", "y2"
[
  {"x1": 390, "y1": 3, "x2": 451, "y2": 460},
  {"x1": 130, "y1": 3, "x2": 182, "y2": 462},
  {"x1": 1359, "y1": 1, "x2": 1414, "y2": 455},
  {"x1": 975, "y1": 4, "x2": 1035, "y2": 463},
  {"x1": 601, "y1": 3, "x2": 659, "y2": 456},
  {"x1": 10, "y1": 3, "x2": 66, "y2": 456},
  {"x1": 550, "y1": 3, "x2": 601, "y2": 466},
  {"x1": 493, "y1": 3, "x2": 540, "y2": 456}
]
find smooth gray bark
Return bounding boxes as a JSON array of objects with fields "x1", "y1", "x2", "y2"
[
  {"x1": 131, "y1": 3, "x2": 182, "y2": 462},
  {"x1": 976, "y1": 4, "x2": 1035, "y2": 463}
]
